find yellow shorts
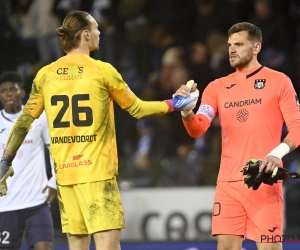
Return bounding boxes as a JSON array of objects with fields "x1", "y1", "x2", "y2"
[
  {"x1": 57, "y1": 176, "x2": 126, "y2": 234},
  {"x1": 212, "y1": 181, "x2": 283, "y2": 242}
]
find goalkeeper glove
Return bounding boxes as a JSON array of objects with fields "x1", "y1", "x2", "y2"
[
  {"x1": 241, "y1": 159, "x2": 263, "y2": 190},
  {"x1": 165, "y1": 90, "x2": 199, "y2": 112},
  {"x1": 0, "y1": 158, "x2": 14, "y2": 196},
  {"x1": 244, "y1": 174, "x2": 263, "y2": 190},
  {"x1": 261, "y1": 167, "x2": 300, "y2": 185},
  {"x1": 241, "y1": 159, "x2": 300, "y2": 190},
  {"x1": 181, "y1": 90, "x2": 199, "y2": 117}
]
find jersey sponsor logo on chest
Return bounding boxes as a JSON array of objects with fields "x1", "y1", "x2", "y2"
[
  {"x1": 254, "y1": 79, "x2": 266, "y2": 89},
  {"x1": 56, "y1": 66, "x2": 84, "y2": 80},
  {"x1": 224, "y1": 98, "x2": 262, "y2": 108},
  {"x1": 224, "y1": 98, "x2": 262, "y2": 123}
]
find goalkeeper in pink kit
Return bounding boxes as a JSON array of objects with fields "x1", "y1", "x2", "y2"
[{"x1": 174, "y1": 22, "x2": 300, "y2": 250}]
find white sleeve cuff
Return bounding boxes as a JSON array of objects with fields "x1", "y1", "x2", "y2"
[
  {"x1": 47, "y1": 176, "x2": 57, "y2": 190},
  {"x1": 267, "y1": 143, "x2": 290, "y2": 159}
]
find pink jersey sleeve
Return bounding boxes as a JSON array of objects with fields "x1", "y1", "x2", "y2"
[
  {"x1": 278, "y1": 75, "x2": 300, "y2": 148},
  {"x1": 182, "y1": 81, "x2": 218, "y2": 138},
  {"x1": 182, "y1": 114, "x2": 211, "y2": 138}
]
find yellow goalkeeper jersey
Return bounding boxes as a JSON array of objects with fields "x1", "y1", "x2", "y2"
[{"x1": 23, "y1": 54, "x2": 145, "y2": 185}]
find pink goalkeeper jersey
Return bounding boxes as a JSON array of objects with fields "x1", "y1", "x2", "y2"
[{"x1": 184, "y1": 65, "x2": 300, "y2": 181}]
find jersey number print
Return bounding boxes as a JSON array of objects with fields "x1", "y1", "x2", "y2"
[{"x1": 51, "y1": 94, "x2": 93, "y2": 128}]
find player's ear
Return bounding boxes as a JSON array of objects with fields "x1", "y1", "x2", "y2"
[
  {"x1": 83, "y1": 30, "x2": 90, "y2": 40},
  {"x1": 253, "y1": 42, "x2": 261, "y2": 55}
]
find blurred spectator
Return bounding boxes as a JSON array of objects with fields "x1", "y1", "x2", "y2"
[
  {"x1": 24, "y1": 0, "x2": 64, "y2": 65},
  {"x1": 91, "y1": 2, "x2": 120, "y2": 66},
  {"x1": 186, "y1": 42, "x2": 214, "y2": 94},
  {"x1": 292, "y1": 0, "x2": 300, "y2": 95},
  {"x1": 196, "y1": 117, "x2": 221, "y2": 186},
  {"x1": 259, "y1": 48, "x2": 287, "y2": 71},
  {"x1": 218, "y1": 0, "x2": 253, "y2": 24},
  {"x1": 15, "y1": 0, "x2": 64, "y2": 99},
  {"x1": 7, "y1": 0, "x2": 40, "y2": 98},
  {"x1": 117, "y1": 0, "x2": 151, "y2": 79},
  {"x1": 119, "y1": 118, "x2": 168, "y2": 189},
  {"x1": 52, "y1": 0, "x2": 81, "y2": 22},
  {"x1": 154, "y1": 50, "x2": 197, "y2": 154},
  {"x1": 158, "y1": 46, "x2": 187, "y2": 98},
  {"x1": 52, "y1": 0, "x2": 97, "y2": 22},
  {"x1": 249, "y1": 0, "x2": 289, "y2": 53},
  {"x1": 0, "y1": 0, "x2": 21, "y2": 73},
  {"x1": 149, "y1": 25, "x2": 176, "y2": 73},
  {"x1": 117, "y1": 44, "x2": 145, "y2": 95},
  {"x1": 206, "y1": 31, "x2": 234, "y2": 79},
  {"x1": 193, "y1": 0, "x2": 231, "y2": 44},
  {"x1": 249, "y1": 0, "x2": 297, "y2": 94},
  {"x1": 148, "y1": 0, "x2": 195, "y2": 46},
  {"x1": 156, "y1": 143, "x2": 203, "y2": 187},
  {"x1": 170, "y1": 66, "x2": 191, "y2": 93}
]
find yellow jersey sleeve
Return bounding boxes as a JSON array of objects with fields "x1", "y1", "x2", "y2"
[
  {"x1": 101, "y1": 62, "x2": 137, "y2": 109},
  {"x1": 23, "y1": 65, "x2": 51, "y2": 118},
  {"x1": 19, "y1": 55, "x2": 171, "y2": 185},
  {"x1": 100, "y1": 62, "x2": 169, "y2": 118}
]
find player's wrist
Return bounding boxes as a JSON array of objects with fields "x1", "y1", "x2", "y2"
[
  {"x1": 181, "y1": 110, "x2": 192, "y2": 117},
  {"x1": 1, "y1": 151, "x2": 15, "y2": 166},
  {"x1": 267, "y1": 143, "x2": 290, "y2": 159},
  {"x1": 165, "y1": 89, "x2": 199, "y2": 113},
  {"x1": 1, "y1": 157, "x2": 11, "y2": 167},
  {"x1": 164, "y1": 99, "x2": 175, "y2": 112},
  {"x1": 0, "y1": 159, "x2": 12, "y2": 180},
  {"x1": 164, "y1": 96, "x2": 191, "y2": 112}
]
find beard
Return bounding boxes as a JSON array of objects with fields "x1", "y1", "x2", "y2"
[{"x1": 229, "y1": 52, "x2": 253, "y2": 69}]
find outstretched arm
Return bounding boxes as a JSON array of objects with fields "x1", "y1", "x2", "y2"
[
  {"x1": 3, "y1": 112, "x2": 35, "y2": 159},
  {"x1": 0, "y1": 112, "x2": 35, "y2": 196},
  {"x1": 125, "y1": 80, "x2": 199, "y2": 119}
]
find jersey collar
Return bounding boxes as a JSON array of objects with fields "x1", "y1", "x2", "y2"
[
  {"x1": 1, "y1": 107, "x2": 23, "y2": 122},
  {"x1": 235, "y1": 65, "x2": 264, "y2": 79}
]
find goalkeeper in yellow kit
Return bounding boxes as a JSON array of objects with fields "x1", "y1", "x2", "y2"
[{"x1": 0, "y1": 11, "x2": 198, "y2": 250}]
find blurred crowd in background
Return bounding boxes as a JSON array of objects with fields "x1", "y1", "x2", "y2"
[{"x1": 1, "y1": 0, "x2": 300, "y2": 191}]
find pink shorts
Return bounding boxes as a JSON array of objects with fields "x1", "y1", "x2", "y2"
[{"x1": 212, "y1": 181, "x2": 283, "y2": 242}]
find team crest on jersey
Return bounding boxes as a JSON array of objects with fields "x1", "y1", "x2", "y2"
[
  {"x1": 254, "y1": 79, "x2": 266, "y2": 89},
  {"x1": 296, "y1": 95, "x2": 300, "y2": 106}
]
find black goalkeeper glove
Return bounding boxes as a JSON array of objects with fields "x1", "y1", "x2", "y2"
[{"x1": 241, "y1": 159, "x2": 300, "y2": 190}]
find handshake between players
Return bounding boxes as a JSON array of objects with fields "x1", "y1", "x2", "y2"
[{"x1": 0, "y1": 80, "x2": 200, "y2": 196}]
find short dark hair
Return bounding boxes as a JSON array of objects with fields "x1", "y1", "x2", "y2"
[
  {"x1": 0, "y1": 71, "x2": 24, "y2": 89},
  {"x1": 228, "y1": 22, "x2": 262, "y2": 44}
]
